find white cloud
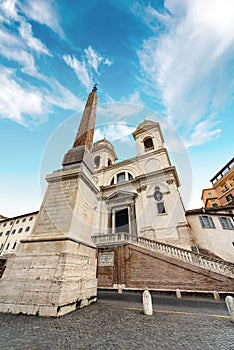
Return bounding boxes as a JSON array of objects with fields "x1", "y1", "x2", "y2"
[
  {"x1": 185, "y1": 115, "x2": 222, "y2": 147},
  {"x1": 63, "y1": 47, "x2": 112, "y2": 89},
  {"x1": 19, "y1": 21, "x2": 51, "y2": 56},
  {"x1": 0, "y1": 65, "x2": 83, "y2": 126},
  {"x1": 18, "y1": 0, "x2": 64, "y2": 37},
  {"x1": 0, "y1": 67, "x2": 43, "y2": 124},
  {"x1": 137, "y1": 0, "x2": 234, "y2": 136},
  {"x1": 94, "y1": 122, "x2": 135, "y2": 143},
  {"x1": 97, "y1": 91, "x2": 144, "y2": 120},
  {"x1": 1, "y1": 0, "x2": 17, "y2": 19},
  {"x1": 84, "y1": 46, "x2": 112, "y2": 73},
  {"x1": 84, "y1": 46, "x2": 103, "y2": 73},
  {"x1": 63, "y1": 54, "x2": 92, "y2": 90}
]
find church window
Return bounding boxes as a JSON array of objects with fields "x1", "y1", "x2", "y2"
[
  {"x1": 144, "y1": 137, "x2": 154, "y2": 151},
  {"x1": 157, "y1": 202, "x2": 166, "y2": 214},
  {"x1": 110, "y1": 172, "x2": 134, "y2": 185},
  {"x1": 117, "y1": 172, "x2": 125, "y2": 183},
  {"x1": 94, "y1": 156, "x2": 100, "y2": 169},
  {"x1": 219, "y1": 217, "x2": 234, "y2": 229},
  {"x1": 199, "y1": 216, "x2": 215, "y2": 228},
  {"x1": 108, "y1": 159, "x2": 112, "y2": 166}
]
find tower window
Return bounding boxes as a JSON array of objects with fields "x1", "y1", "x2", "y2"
[
  {"x1": 94, "y1": 156, "x2": 100, "y2": 169},
  {"x1": 108, "y1": 159, "x2": 112, "y2": 166},
  {"x1": 144, "y1": 137, "x2": 154, "y2": 151}
]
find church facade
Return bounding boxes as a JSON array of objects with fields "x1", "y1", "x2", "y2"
[{"x1": 0, "y1": 88, "x2": 233, "y2": 317}]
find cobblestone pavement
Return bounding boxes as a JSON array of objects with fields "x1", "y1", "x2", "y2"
[{"x1": 0, "y1": 291, "x2": 233, "y2": 350}]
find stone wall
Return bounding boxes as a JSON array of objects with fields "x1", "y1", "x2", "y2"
[{"x1": 97, "y1": 244, "x2": 234, "y2": 291}]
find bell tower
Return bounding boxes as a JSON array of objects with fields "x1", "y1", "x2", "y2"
[{"x1": 0, "y1": 87, "x2": 99, "y2": 317}]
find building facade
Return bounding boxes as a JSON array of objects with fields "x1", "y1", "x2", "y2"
[
  {"x1": 202, "y1": 158, "x2": 234, "y2": 208},
  {"x1": 0, "y1": 212, "x2": 38, "y2": 257},
  {"x1": 0, "y1": 88, "x2": 233, "y2": 317}
]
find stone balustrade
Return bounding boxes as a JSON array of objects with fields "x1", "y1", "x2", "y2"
[
  {"x1": 92, "y1": 232, "x2": 137, "y2": 245},
  {"x1": 92, "y1": 233, "x2": 234, "y2": 278},
  {"x1": 137, "y1": 237, "x2": 234, "y2": 279}
]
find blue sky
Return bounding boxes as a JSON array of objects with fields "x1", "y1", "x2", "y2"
[{"x1": 0, "y1": 0, "x2": 233, "y2": 217}]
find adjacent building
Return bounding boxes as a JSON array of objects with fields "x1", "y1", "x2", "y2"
[{"x1": 202, "y1": 157, "x2": 234, "y2": 208}]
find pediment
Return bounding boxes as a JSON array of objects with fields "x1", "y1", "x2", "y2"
[{"x1": 107, "y1": 191, "x2": 137, "y2": 201}]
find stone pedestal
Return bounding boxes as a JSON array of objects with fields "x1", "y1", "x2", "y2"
[{"x1": 0, "y1": 161, "x2": 98, "y2": 317}]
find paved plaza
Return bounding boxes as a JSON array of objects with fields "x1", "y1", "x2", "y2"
[{"x1": 0, "y1": 291, "x2": 233, "y2": 350}]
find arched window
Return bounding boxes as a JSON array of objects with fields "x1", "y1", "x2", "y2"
[
  {"x1": 94, "y1": 156, "x2": 100, "y2": 168},
  {"x1": 108, "y1": 159, "x2": 112, "y2": 166},
  {"x1": 144, "y1": 137, "x2": 154, "y2": 151},
  {"x1": 110, "y1": 172, "x2": 134, "y2": 185}
]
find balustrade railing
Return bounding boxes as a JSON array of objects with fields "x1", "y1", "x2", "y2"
[
  {"x1": 137, "y1": 237, "x2": 234, "y2": 279},
  {"x1": 92, "y1": 232, "x2": 137, "y2": 245},
  {"x1": 92, "y1": 233, "x2": 234, "y2": 278}
]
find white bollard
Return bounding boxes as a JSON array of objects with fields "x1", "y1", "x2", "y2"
[
  {"x1": 143, "y1": 289, "x2": 153, "y2": 315},
  {"x1": 213, "y1": 291, "x2": 220, "y2": 301},
  {"x1": 118, "y1": 286, "x2": 123, "y2": 294},
  {"x1": 176, "y1": 288, "x2": 182, "y2": 299},
  {"x1": 225, "y1": 296, "x2": 234, "y2": 323}
]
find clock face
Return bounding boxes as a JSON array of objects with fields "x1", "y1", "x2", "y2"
[{"x1": 154, "y1": 190, "x2": 163, "y2": 201}]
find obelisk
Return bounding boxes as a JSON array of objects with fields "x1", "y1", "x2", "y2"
[{"x1": 0, "y1": 86, "x2": 99, "y2": 317}]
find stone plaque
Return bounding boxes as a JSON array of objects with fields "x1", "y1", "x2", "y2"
[{"x1": 98, "y1": 253, "x2": 114, "y2": 266}]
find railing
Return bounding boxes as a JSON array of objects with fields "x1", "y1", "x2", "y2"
[
  {"x1": 137, "y1": 237, "x2": 234, "y2": 279},
  {"x1": 92, "y1": 232, "x2": 137, "y2": 245}
]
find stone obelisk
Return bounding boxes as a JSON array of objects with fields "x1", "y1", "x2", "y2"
[{"x1": 0, "y1": 86, "x2": 99, "y2": 316}]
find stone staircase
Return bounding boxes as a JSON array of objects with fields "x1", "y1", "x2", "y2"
[
  {"x1": 136, "y1": 236, "x2": 234, "y2": 279},
  {"x1": 92, "y1": 233, "x2": 234, "y2": 279}
]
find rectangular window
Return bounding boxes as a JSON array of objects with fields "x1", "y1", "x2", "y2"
[
  {"x1": 25, "y1": 226, "x2": 30, "y2": 232},
  {"x1": 22, "y1": 218, "x2": 26, "y2": 222},
  {"x1": 219, "y1": 217, "x2": 234, "y2": 229},
  {"x1": 12, "y1": 229, "x2": 16, "y2": 234},
  {"x1": 16, "y1": 220, "x2": 19, "y2": 224},
  {"x1": 29, "y1": 217, "x2": 33, "y2": 221},
  {"x1": 3, "y1": 223, "x2": 6, "y2": 227},
  {"x1": 0, "y1": 232, "x2": 3, "y2": 236},
  {"x1": 5, "y1": 243, "x2": 10, "y2": 250},
  {"x1": 199, "y1": 215, "x2": 215, "y2": 228},
  {"x1": 226, "y1": 194, "x2": 233, "y2": 202},
  {"x1": 5, "y1": 230, "x2": 10, "y2": 236},
  {"x1": 208, "y1": 192, "x2": 212, "y2": 197},
  {"x1": 157, "y1": 202, "x2": 166, "y2": 214},
  {"x1": 18, "y1": 228, "x2": 23, "y2": 233},
  {"x1": 12, "y1": 242, "x2": 17, "y2": 249}
]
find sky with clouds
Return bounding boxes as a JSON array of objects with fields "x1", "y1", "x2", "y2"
[{"x1": 0, "y1": 0, "x2": 233, "y2": 216}]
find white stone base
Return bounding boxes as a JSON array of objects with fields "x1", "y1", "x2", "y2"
[{"x1": 0, "y1": 240, "x2": 97, "y2": 317}]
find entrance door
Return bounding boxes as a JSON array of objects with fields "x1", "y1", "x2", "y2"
[{"x1": 115, "y1": 208, "x2": 129, "y2": 233}]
